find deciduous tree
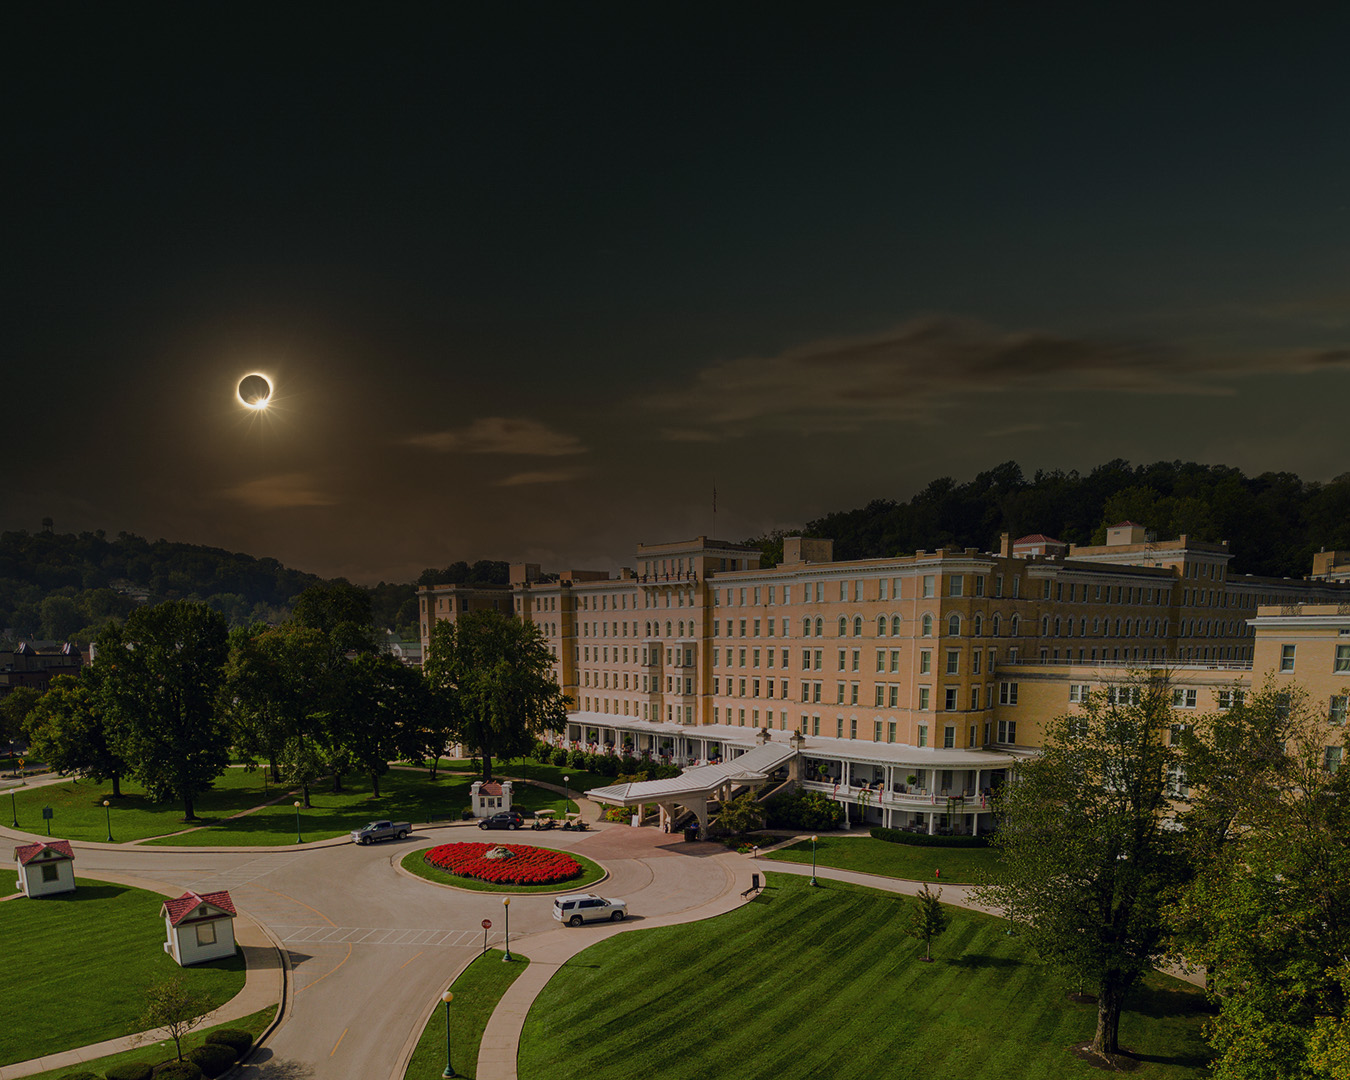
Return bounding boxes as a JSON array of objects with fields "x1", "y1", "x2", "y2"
[
  {"x1": 24, "y1": 672, "x2": 129, "y2": 795},
  {"x1": 908, "y1": 884, "x2": 949, "y2": 961},
  {"x1": 424, "y1": 610, "x2": 568, "y2": 783},
  {"x1": 975, "y1": 673, "x2": 1187, "y2": 1058}
]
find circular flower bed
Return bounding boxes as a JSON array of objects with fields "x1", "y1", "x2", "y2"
[{"x1": 423, "y1": 842, "x2": 583, "y2": 887}]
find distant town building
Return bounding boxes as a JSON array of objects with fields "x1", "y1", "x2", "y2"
[{"x1": 0, "y1": 642, "x2": 84, "y2": 697}]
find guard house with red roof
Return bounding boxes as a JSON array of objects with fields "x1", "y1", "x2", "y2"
[
  {"x1": 161, "y1": 890, "x2": 238, "y2": 966},
  {"x1": 14, "y1": 840, "x2": 76, "y2": 897},
  {"x1": 470, "y1": 780, "x2": 513, "y2": 818}
]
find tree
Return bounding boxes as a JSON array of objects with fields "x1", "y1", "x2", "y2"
[
  {"x1": 137, "y1": 977, "x2": 212, "y2": 1060},
  {"x1": 225, "y1": 623, "x2": 328, "y2": 784},
  {"x1": 908, "y1": 884, "x2": 949, "y2": 961},
  {"x1": 99, "y1": 602, "x2": 230, "y2": 820},
  {"x1": 1171, "y1": 681, "x2": 1350, "y2": 1080},
  {"x1": 975, "y1": 673, "x2": 1187, "y2": 1058},
  {"x1": 1, "y1": 685, "x2": 40, "y2": 746},
  {"x1": 342, "y1": 652, "x2": 426, "y2": 797},
  {"x1": 424, "y1": 610, "x2": 568, "y2": 783},
  {"x1": 714, "y1": 791, "x2": 765, "y2": 837},
  {"x1": 24, "y1": 672, "x2": 130, "y2": 795},
  {"x1": 291, "y1": 580, "x2": 375, "y2": 657}
]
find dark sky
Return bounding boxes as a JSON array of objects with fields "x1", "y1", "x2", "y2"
[{"x1": 8, "y1": 6, "x2": 1349, "y2": 583}]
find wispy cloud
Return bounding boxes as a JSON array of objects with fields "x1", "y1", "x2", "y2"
[
  {"x1": 647, "y1": 316, "x2": 1350, "y2": 439},
  {"x1": 496, "y1": 468, "x2": 587, "y2": 487},
  {"x1": 224, "y1": 472, "x2": 336, "y2": 509},
  {"x1": 406, "y1": 417, "x2": 586, "y2": 456}
]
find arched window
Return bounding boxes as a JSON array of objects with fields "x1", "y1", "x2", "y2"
[
  {"x1": 1011, "y1": 614, "x2": 1020, "y2": 636},
  {"x1": 853, "y1": 616, "x2": 863, "y2": 637},
  {"x1": 891, "y1": 615, "x2": 901, "y2": 636},
  {"x1": 992, "y1": 614, "x2": 1001, "y2": 636},
  {"x1": 678, "y1": 620, "x2": 685, "y2": 637},
  {"x1": 665, "y1": 621, "x2": 672, "y2": 637},
  {"x1": 803, "y1": 617, "x2": 812, "y2": 637},
  {"x1": 1042, "y1": 616, "x2": 1050, "y2": 636},
  {"x1": 948, "y1": 613, "x2": 961, "y2": 636},
  {"x1": 877, "y1": 615, "x2": 888, "y2": 637},
  {"x1": 973, "y1": 614, "x2": 983, "y2": 636},
  {"x1": 838, "y1": 616, "x2": 848, "y2": 637},
  {"x1": 1080, "y1": 618, "x2": 1087, "y2": 636},
  {"x1": 815, "y1": 617, "x2": 824, "y2": 637},
  {"x1": 1114, "y1": 618, "x2": 1121, "y2": 636},
  {"x1": 921, "y1": 613, "x2": 933, "y2": 637},
  {"x1": 1054, "y1": 617, "x2": 1061, "y2": 636}
]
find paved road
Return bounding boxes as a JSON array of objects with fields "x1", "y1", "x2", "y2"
[{"x1": 1, "y1": 820, "x2": 745, "y2": 1080}]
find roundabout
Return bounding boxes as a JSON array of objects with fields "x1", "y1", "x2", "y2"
[{"x1": 402, "y1": 843, "x2": 608, "y2": 893}]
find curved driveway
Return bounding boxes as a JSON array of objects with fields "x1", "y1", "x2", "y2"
[{"x1": 1, "y1": 818, "x2": 752, "y2": 1080}]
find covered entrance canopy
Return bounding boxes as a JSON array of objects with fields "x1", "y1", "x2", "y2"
[{"x1": 586, "y1": 741, "x2": 797, "y2": 839}]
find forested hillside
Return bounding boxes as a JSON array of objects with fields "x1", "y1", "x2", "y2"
[{"x1": 747, "y1": 460, "x2": 1350, "y2": 578}]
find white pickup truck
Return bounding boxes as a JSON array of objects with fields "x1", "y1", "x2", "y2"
[{"x1": 349, "y1": 820, "x2": 411, "y2": 845}]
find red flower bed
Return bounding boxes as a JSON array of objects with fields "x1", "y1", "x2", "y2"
[{"x1": 423, "y1": 842, "x2": 583, "y2": 886}]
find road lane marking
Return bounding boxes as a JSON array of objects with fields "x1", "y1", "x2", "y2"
[
  {"x1": 330, "y1": 1028, "x2": 347, "y2": 1057},
  {"x1": 398, "y1": 950, "x2": 424, "y2": 969}
]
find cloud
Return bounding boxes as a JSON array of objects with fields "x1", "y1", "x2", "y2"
[
  {"x1": 647, "y1": 315, "x2": 1350, "y2": 439},
  {"x1": 223, "y1": 473, "x2": 336, "y2": 509},
  {"x1": 495, "y1": 468, "x2": 588, "y2": 487},
  {"x1": 406, "y1": 417, "x2": 586, "y2": 456}
]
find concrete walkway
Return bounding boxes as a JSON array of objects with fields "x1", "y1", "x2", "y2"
[{"x1": 0, "y1": 871, "x2": 286, "y2": 1080}]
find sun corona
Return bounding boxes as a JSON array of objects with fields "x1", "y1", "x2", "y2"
[{"x1": 237, "y1": 372, "x2": 273, "y2": 410}]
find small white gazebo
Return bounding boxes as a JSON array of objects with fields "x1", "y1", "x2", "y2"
[
  {"x1": 14, "y1": 840, "x2": 76, "y2": 897},
  {"x1": 161, "y1": 890, "x2": 238, "y2": 966},
  {"x1": 470, "y1": 780, "x2": 513, "y2": 818}
]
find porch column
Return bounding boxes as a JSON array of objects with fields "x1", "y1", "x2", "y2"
[{"x1": 927, "y1": 811, "x2": 937, "y2": 835}]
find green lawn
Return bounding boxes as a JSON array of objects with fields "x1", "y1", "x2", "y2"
[
  {"x1": 0, "y1": 879, "x2": 248, "y2": 1066},
  {"x1": 495, "y1": 760, "x2": 614, "y2": 811},
  {"x1": 404, "y1": 950, "x2": 530, "y2": 1079},
  {"x1": 763, "y1": 834, "x2": 1002, "y2": 884},
  {"x1": 402, "y1": 845, "x2": 608, "y2": 893},
  {"x1": 17, "y1": 1005, "x2": 276, "y2": 1080},
  {"x1": 518, "y1": 874, "x2": 1212, "y2": 1080}
]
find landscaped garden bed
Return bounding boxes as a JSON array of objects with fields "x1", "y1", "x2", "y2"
[
  {"x1": 423, "y1": 842, "x2": 583, "y2": 886},
  {"x1": 403, "y1": 844, "x2": 607, "y2": 893}
]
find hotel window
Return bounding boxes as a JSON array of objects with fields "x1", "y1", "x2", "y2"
[
  {"x1": 875, "y1": 685, "x2": 885, "y2": 706},
  {"x1": 753, "y1": 648, "x2": 761, "y2": 668},
  {"x1": 839, "y1": 581, "x2": 848, "y2": 601},
  {"x1": 944, "y1": 688, "x2": 958, "y2": 710},
  {"x1": 853, "y1": 616, "x2": 863, "y2": 637},
  {"x1": 814, "y1": 649, "x2": 823, "y2": 670},
  {"x1": 919, "y1": 687, "x2": 931, "y2": 710},
  {"x1": 713, "y1": 677, "x2": 720, "y2": 694},
  {"x1": 753, "y1": 679, "x2": 761, "y2": 698},
  {"x1": 943, "y1": 725, "x2": 955, "y2": 748},
  {"x1": 803, "y1": 618, "x2": 812, "y2": 637},
  {"x1": 923, "y1": 575, "x2": 935, "y2": 598},
  {"x1": 920, "y1": 650, "x2": 931, "y2": 674},
  {"x1": 836, "y1": 718, "x2": 844, "y2": 738},
  {"x1": 836, "y1": 682, "x2": 846, "y2": 704},
  {"x1": 1216, "y1": 689, "x2": 1243, "y2": 710},
  {"x1": 815, "y1": 582, "x2": 824, "y2": 602},
  {"x1": 838, "y1": 616, "x2": 848, "y2": 637},
  {"x1": 1336, "y1": 645, "x2": 1350, "y2": 673},
  {"x1": 1330, "y1": 696, "x2": 1348, "y2": 725},
  {"x1": 838, "y1": 649, "x2": 847, "y2": 671},
  {"x1": 815, "y1": 617, "x2": 824, "y2": 636},
  {"x1": 874, "y1": 720, "x2": 883, "y2": 741},
  {"x1": 875, "y1": 649, "x2": 885, "y2": 673},
  {"x1": 738, "y1": 678, "x2": 746, "y2": 696},
  {"x1": 1012, "y1": 577, "x2": 1021, "y2": 598},
  {"x1": 767, "y1": 618, "x2": 775, "y2": 637},
  {"x1": 879, "y1": 578, "x2": 889, "y2": 600},
  {"x1": 975, "y1": 576, "x2": 985, "y2": 597},
  {"x1": 1281, "y1": 645, "x2": 1296, "y2": 671},
  {"x1": 970, "y1": 688, "x2": 980, "y2": 709},
  {"x1": 945, "y1": 650, "x2": 960, "y2": 675},
  {"x1": 922, "y1": 614, "x2": 933, "y2": 637},
  {"x1": 889, "y1": 684, "x2": 899, "y2": 708},
  {"x1": 999, "y1": 681, "x2": 1019, "y2": 705},
  {"x1": 949, "y1": 575, "x2": 964, "y2": 597},
  {"x1": 767, "y1": 680, "x2": 775, "y2": 698},
  {"x1": 972, "y1": 651, "x2": 981, "y2": 675},
  {"x1": 918, "y1": 724, "x2": 928, "y2": 747},
  {"x1": 1172, "y1": 688, "x2": 1198, "y2": 709},
  {"x1": 851, "y1": 650, "x2": 860, "y2": 671},
  {"x1": 887, "y1": 721, "x2": 896, "y2": 743},
  {"x1": 892, "y1": 615, "x2": 902, "y2": 636},
  {"x1": 850, "y1": 683, "x2": 859, "y2": 705},
  {"x1": 994, "y1": 575, "x2": 1004, "y2": 597},
  {"x1": 948, "y1": 614, "x2": 961, "y2": 636},
  {"x1": 890, "y1": 650, "x2": 900, "y2": 672},
  {"x1": 1326, "y1": 746, "x2": 1343, "y2": 773},
  {"x1": 812, "y1": 715, "x2": 819, "y2": 736},
  {"x1": 877, "y1": 615, "x2": 888, "y2": 637},
  {"x1": 850, "y1": 717, "x2": 858, "y2": 739},
  {"x1": 992, "y1": 614, "x2": 1001, "y2": 636},
  {"x1": 739, "y1": 709, "x2": 746, "y2": 725},
  {"x1": 997, "y1": 719, "x2": 1017, "y2": 743},
  {"x1": 739, "y1": 648, "x2": 746, "y2": 667},
  {"x1": 767, "y1": 649, "x2": 775, "y2": 669},
  {"x1": 813, "y1": 682, "x2": 822, "y2": 703},
  {"x1": 1069, "y1": 683, "x2": 1090, "y2": 703},
  {"x1": 754, "y1": 619, "x2": 761, "y2": 637}
]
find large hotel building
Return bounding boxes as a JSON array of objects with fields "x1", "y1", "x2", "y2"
[{"x1": 419, "y1": 526, "x2": 1350, "y2": 835}]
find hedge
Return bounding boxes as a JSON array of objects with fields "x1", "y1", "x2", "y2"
[
  {"x1": 151, "y1": 1061, "x2": 203, "y2": 1080},
  {"x1": 870, "y1": 826, "x2": 990, "y2": 848},
  {"x1": 187, "y1": 1042, "x2": 237, "y2": 1078},
  {"x1": 203, "y1": 1028, "x2": 253, "y2": 1057},
  {"x1": 105, "y1": 1065, "x2": 154, "y2": 1080}
]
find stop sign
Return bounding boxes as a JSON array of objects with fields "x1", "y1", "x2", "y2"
[{"x1": 482, "y1": 919, "x2": 492, "y2": 929}]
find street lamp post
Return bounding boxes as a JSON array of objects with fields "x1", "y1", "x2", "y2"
[
  {"x1": 810, "y1": 834, "x2": 819, "y2": 886},
  {"x1": 103, "y1": 799, "x2": 113, "y2": 843},
  {"x1": 440, "y1": 990, "x2": 457, "y2": 1078},
  {"x1": 502, "y1": 897, "x2": 512, "y2": 962},
  {"x1": 563, "y1": 775, "x2": 570, "y2": 814},
  {"x1": 10, "y1": 790, "x2": 16, "y2": 828},
  {"x1": 294, "y1": 800, "x2": 303, "y2": 844}
]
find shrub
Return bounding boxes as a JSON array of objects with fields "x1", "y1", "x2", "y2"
[
  {"x1": 152, "y1": 1062, "x2": 203, "y2": 1080},
  {"x1": 188, "y1": 1042, "x2": 237, "y2": 1077},
  {"x1": 532, "y1": 740, "x2": 553, "y2": 763},
  {"x1": 764, "y1": 788, "x2": 845, "y2": 831},
  {"x1": 204, "y1": 1027, "x2": 254, "y2": 1056},
  {"x1": 551, "y1": 747, "x2": 568, "y2": 766},
  {"x1": 596, "y1": 754, "x2": 620, "y2": 777},
  {"x1": 618, "y1": 754, "x2": 639, "y2": 774},
  {"x1": 601, "y1": 805, "x2": 632, "y2": 823},
  {"x1": 105, "y1": 1064, "x2": 154, "y2": 1080},
  {"x1": 870, "y1": 826, "x2": 990, "y2": 848},
  {"x1": 566, "y1": 749, "x2": 587, "y2": 770}
]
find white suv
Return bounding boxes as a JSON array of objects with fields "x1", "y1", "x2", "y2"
[{"x1": 553, "y1": 894, "x2": 627, "y2": 927}]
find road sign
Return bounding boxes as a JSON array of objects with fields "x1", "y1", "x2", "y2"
[
  {"x1": 42, "y1": 807, "x2": 53, "y2": 820},
  {"x1": 481, "y1": 919, "x2": 492, "y2": 929}
]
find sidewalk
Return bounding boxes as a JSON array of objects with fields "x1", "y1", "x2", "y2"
[{"x1": 0, "y1": 873, "x2": 287, "y2": 1080}]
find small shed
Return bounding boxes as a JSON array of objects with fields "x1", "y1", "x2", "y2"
[
  {"x1": 14, "y1": 840, "x2": 76, "y2": 897},
  {"x1": 470, "y1": 780, "x2": 513, "y2": 818},
  {"x1": 161, "y1": 890, "x2": 238, "y2": 966}
]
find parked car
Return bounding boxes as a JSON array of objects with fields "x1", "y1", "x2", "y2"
[
  {"x1": 350, "y1": 820, "x2": 411, "y2": 845},
  {"x1": 553, "y1": 894, "x2": 627, "y2": 927},
  {"x1": 478, "y1": 811, "x2": 525, "y2": 831}
]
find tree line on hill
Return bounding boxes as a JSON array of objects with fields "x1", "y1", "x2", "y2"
[
  {"x1": 746, "y1": 459, "x2": 1350, "y2": 578},
  {"x1": 13, "y1": 584, "x2": 567, "y2": 817}
]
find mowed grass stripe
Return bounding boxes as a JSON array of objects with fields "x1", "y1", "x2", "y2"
[{"x1": 518, "y1": 874, "x2": 1211, "y2": 1080}]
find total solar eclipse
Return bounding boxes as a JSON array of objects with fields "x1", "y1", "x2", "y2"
[{"x1": 237, "y1": 373, "x2": 273, "y2": 410}]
